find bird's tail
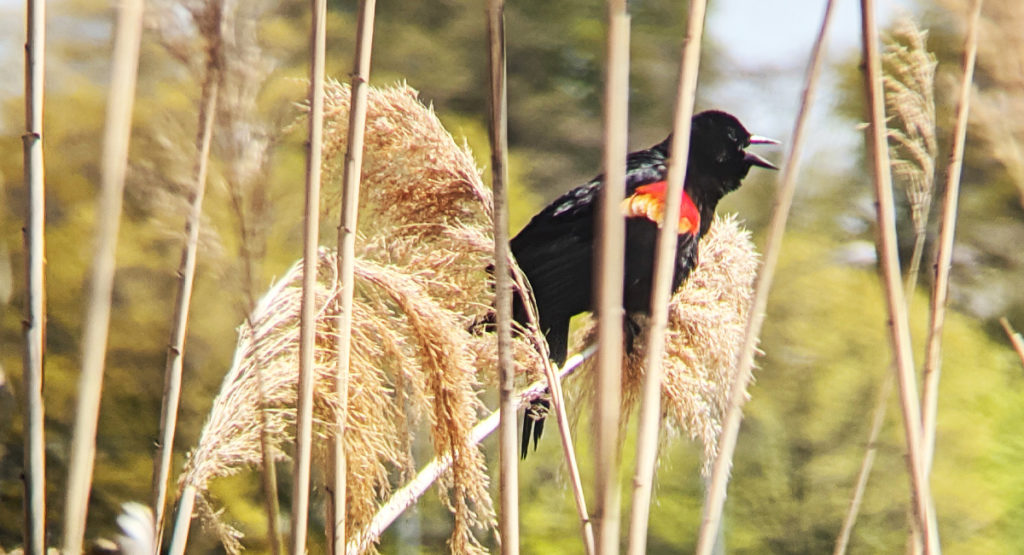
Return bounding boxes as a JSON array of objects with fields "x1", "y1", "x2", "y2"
[{"x1": 521, "y1": 396, "x2": 549, "y2": 459}]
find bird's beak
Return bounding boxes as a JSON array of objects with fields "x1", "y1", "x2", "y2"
[
  {"x1": 746, "y1": 134, "x2": 779, "y2": 169},
  {"x1": 744, "y1": 151, "x2": 778, "y2": 170},
  {"x1": 749, "y1": 134, "x2": 780, "y2": 145}
]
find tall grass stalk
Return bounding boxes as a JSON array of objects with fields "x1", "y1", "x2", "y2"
[
  {"x1": 293, "y1": 1, "x2": 328, "y2": 552},
  {"x1": 289, "y1": 0, "x2": 328, "y2": 552},
  {"x1": 595, "y1": 1, "x2": 629, "y2": 552},
  {"x1": 486, "y1": 1, "x2": 520, "y2": 553},
  {"x1": 331, "y1": 0, "x2": 377, "y2": 552},
  {"x1": 62, "y1": 0, "x2": 144, "y2": 551},
  {"x1": 858, "y1": 0, "x2": 938, "y2": 551},
  {"x1": 151, "y1": 36, "x2": 222, "y2": 553},
  {"x1": 167, "y1": 484, "x2": 197, "y2": 555},
  {"x1": 695, "y1": 2, "x2": 837, "y2": 553},
  {"x1": 833, "y1": 373, "x2": 894, "y2": 555},
  {"x1": 921, "y1": 0, "x2": 983, "y2": 476},
  {"x1": 21, "y1": 0, "x2": 46, "y2": 551},
  {"x1": 625, "y1": 1, "x2": 705, "y2": 553},
  {"x1": 836, "y1": 16, "x2": 939, "y2": 553}
]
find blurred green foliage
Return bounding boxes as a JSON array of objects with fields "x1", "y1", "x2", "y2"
[{"x1": 1, "y1": 0, "x2": 1023, "y2": 552}]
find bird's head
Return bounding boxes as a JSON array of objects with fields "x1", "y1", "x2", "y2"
[
  {"x1": 651, "y1": 110, "x2": 778, "y2": 183},
  {"x1": 646, "y1": 111, "x2": 778, "y2": 236},
  {"x1": 688, "y1": 110, "x2": 778, "y2": 180}
]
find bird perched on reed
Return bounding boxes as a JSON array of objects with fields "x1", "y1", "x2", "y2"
[{"x1": 513, "y1": 110, "x2": 777, "y2": 457}]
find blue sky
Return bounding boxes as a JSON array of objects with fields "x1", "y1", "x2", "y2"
[{"x1": 704, "y1": 0, "x2": 917, "y2": 176}]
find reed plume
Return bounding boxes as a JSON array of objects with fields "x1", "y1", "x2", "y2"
[
  {"x1": 577, "y1": 215, "x2": 760, "y2": 471},
  {"x1": 177, "y1": 83, "x2": 545, "y2": 554},
  {"x1": 882, "y1": 15, "x2": 938, "y2": 288}
]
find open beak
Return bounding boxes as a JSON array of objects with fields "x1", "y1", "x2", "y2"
[{"x1": 746, "y1": 134, "x2": 779, "y2": 169}]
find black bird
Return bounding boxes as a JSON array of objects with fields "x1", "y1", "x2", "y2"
[{"x1": 512, "y1": 110, "x2": 777, "y2": 457}]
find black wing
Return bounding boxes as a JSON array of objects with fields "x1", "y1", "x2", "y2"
[
  {"x1": 511, "y1": 141, "x2": 670, "y2": 457},
  {"x1": 510, "y1": 178, "x2": 598, "y2": 366}
]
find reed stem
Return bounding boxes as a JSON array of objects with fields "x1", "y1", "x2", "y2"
[
  {"x1": 595, "y1": 2, "x2": 630, "y2": 552},
  {"x1": 62, "y1": 0, "x2": 144, "y2": 551},
  {"x1": 21, "y1": 0, "x2": 47, "y2": 551},
  {"x1": 330, "y1": 1, "x2": 376, "y2": 553},
  {"x1": 289, "y1": 0, "x2": 327, "y2": 551},
  {"x1": 626, "y1": 1, "x2": 706, "y2": 552},
  {"x1": 486, "y1": 1, "x2": 520, "y2": 552},
  {"x1": 859, "y1": 0, "x2": 938, "y2": 551}
]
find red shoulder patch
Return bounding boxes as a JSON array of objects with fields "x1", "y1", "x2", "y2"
[{"x1": 621, "y1": 180, "x2": 700, "y2": 234}]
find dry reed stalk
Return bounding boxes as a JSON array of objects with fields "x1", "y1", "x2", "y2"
[
  {"x1": 696, "y1": 2, "x2": 837, "y2": 553},
  {"x1": 143, "y1": 0, "x2": 287, "y2": 547},
  {"x1": 595, "y1": 2, "x2": 630, "y2": 552},
  {"x1": 152, "y1": 74, "x2": 218, "y2": 553},
  {"x1": 150, "y1": 5, "x2": 223, "y2": 548},
  {"x1": 346, "y1": 345, "x2": 596, "y2": 555},
  {"x1": 835, "y1": 16, "x2": 940, "y2": 553},
  {"x1": 508, "y1": 258, "x2": 596, "y2": 553},
  {"x1": 332, "y1": 1, "x2": 377, "y2": 553},
  {"x1": 167, "y1": 484, "x2": 196, "y2": 555},
  {"x1": 174, "y1": 84, "x2": 530, "y2": 554},
  {"x1": 21, "y1": 0, "x2": 46, "y2": 551},
  {"x1": 1000, "y1": 318, "x2": 1024, "y2": 369},
  {"x1": 62, "y1": 0, "x2": 144, "y2": 552},
  {"x1": 290, "y1": 0, "x2": 328, "y2": 551},
  {"x1": 471, "y1": 112, "x2": 592, "y2": 551},
  {"x1": 859, "y1": 1, "x2": 938, "y2": 551},
  {"x1": 626, "y1": 1, "x2": 706, "y2": 552},
  {"x1": 921, "y1": 0, "x2": 983, "y2": 477},
  {"x1": 486, "y1": 1, "x2": 520, "y2": 553}
]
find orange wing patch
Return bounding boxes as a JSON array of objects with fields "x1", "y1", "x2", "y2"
[{"x1": 621, "y1": 180, "x2": 700, "y2": 235}]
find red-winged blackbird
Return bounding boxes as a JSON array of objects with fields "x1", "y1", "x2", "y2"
[{"x1": 513, "y1": 110, "x2": 777, "y2": 457}]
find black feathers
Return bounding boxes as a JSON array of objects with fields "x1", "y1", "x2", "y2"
[{"x1": 512, "y1": 110, "x2": 777, "y2": 458}]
